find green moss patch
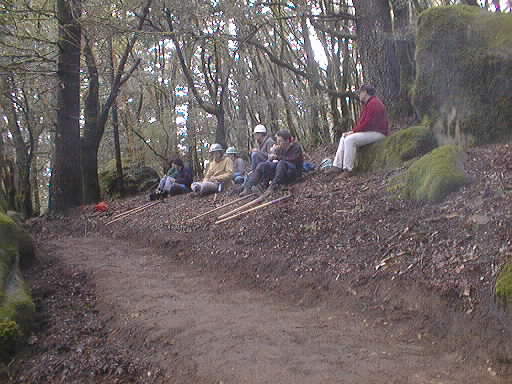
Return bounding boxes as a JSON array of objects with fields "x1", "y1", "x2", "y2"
[
  {"x1": 0, "y1": 320, "x2": 21, "y2": 362},
  {"x1": 496, "y1": 263, "x2": 512, "y2": 303},
  {"x1": 0, "y1": 212, "x2": 35, "y2": 361},
  {"x1": 355, "y1": 125, "x2": 437, "y2": 173},
  {"x1": 396, "y1": 145, "x2": 469, "y2": 202},
  {"x1": 414, "y1": 5, "x2": 512, "y2": 145},
  {"x1": 0, "y1": 213, "x2": 18, "y2": 297}
]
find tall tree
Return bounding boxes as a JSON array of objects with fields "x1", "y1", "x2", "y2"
[
  {"x1": 52, "y1": 0, "x2": 82, "y2": 212},
  {"x1": 354, "y1": 0, "x2": 401, "y2": 111}
]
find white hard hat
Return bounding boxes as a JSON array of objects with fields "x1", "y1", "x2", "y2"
[
  {"x1": 253, "y1": 124, "x2": 267, "y2": 134},
  {"x1": 225, "y1": 146, "x2": 238, "y2": 155},
  {"x1": 209, "y1": 143, "x2": 224, "y2": 153}
]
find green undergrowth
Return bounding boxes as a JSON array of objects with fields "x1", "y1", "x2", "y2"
[
  {"x1": 355, "y1": 125, "x2": 437, "y2": 173},
  {"x1": 0, "y1": 211, "x2": 35, "y2": 362},
  {"x1": 496, "y1": 264, "x2": 512, "y2": 304},
  {"x1": 393, "y1": 145, "x2": 469, "y2": 202}
]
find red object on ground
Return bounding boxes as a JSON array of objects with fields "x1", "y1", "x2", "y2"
[{"x1": 95, "y1": 202, "x2": 109, "y2": 212}]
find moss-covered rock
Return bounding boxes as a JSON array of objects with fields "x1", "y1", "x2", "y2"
[
  {"x1": 0, "y1": 212, "x2": 35, "y2": 361},
  {"x1": 99, "y1": 158, "x2": 159, "y2": 198},
  {"x1": 355, "y1": 125, "x2": 437, "y2": 173},
  {"x1": 396, "y1": 145, "x2": 469, "y2": 202},
  {"x1": 496, "y1": 263, "x2": 512, "y2": 304},
  {"x1": 16, "y1": 228, "x2": 35, "y2": 269},
  {"x1": 0, "y1": 320, "x2": 21, "y2": 362},
  {"x1": 0, "y1": 213, "x2": 18, "y2": 298},
  {"x1": 414, "y1": 6, "x2": 512, "y2": 146}
]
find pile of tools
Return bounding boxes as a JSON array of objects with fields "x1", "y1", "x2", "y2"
[{"x1": 189, "y1": 193, "x2": 293, "y2": 224}]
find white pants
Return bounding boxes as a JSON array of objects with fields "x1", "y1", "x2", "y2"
[
  {"x1": 191, "y1": 181, "x2": 219, "y2": 195},
  {"x1": 333, "y1": 132, "x2": 386, "y2": 171}
]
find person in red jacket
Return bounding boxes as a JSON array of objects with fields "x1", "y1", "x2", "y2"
[{"x1": 328, "y1": 84, "x2": 389, "y2": 177}]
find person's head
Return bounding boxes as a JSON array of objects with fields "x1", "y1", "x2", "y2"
[
  {"x1": 276, "y1": 129, "x2": 293, "y2": 149},
  {"x1": 209, "y1": 143, "x2": 224, "y2": 162},
  {"x1": 225, "y1": 147, "x2": 239, "y2": 159},
  {"x1": 171, "y1": 158, "x2": 184, "y2": 170},
  {"x1": 253, "y1": 124, "x2": 267, "y2": 144},
  {"x1": 358, "y1": 84, "x2": 376, "y2": 104}
]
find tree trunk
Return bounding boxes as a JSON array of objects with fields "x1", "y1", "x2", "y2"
[
  {"x1": 112, "y1": 100, "x2": 124, "y2": 196},
  {"x1": 81, "y1": 39, "x2": 101, "y2": 204},
  {"x1": 52, "y1": 0, "x2": 82, "y2": 212},
  {"x1": 354, "y1": 0, "x2": 400, "y2": 113},
  {"x1": 0, "y1": 76, "x2": 33, "y2": 217},
  {"x1": 31, "y1": 150, "x2": 40, "y2": 216}
]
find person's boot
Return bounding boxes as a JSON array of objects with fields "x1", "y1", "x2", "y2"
[
  {"x1": 262, "y1": 183, "x2": 280, "y2": 198},
  {"x1": 239, "y1": 182, "x2": 254, "y2": 197},
  {"x1": 324, "y1": 166, "x2": 343, "y2": 174}
]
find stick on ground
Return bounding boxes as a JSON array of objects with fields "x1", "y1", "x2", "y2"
[
  {"x1": 106, "y1": 201, "x2": 161, "y2": 225},
  {"x1": 110, "y1": 201, "x2": 155, "y2": 220},
  {"x1": 188, "y1": 193, "x2": 257, "y2": 222},
  {"x1": 215, "y1": 195, "x2": 292, "y2": 224},
  {"x1": 217, "y1": 195, "x2": 266, "y2": 220}
]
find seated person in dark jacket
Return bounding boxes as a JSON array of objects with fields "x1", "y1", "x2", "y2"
[
  {"x1": 157, "y1": 158, "x2": 193, "y2": 196},
  {"x1": 240, "y1": 129, "x2": 303, "y2": 196}
]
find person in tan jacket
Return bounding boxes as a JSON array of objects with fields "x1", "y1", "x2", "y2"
[{"x1": 191, "y1": 144, "x2": 233, "y2": 196}]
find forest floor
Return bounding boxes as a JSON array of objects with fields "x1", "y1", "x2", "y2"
[{"x1": 5, "y1": 143, "x2": 512, "y2": 383}]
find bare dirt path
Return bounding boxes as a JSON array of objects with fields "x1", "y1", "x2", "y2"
[{"x1": 47, "y1": 235, "x2": 503, "y2": 384}]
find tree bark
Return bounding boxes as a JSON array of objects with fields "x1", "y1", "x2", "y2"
[
  {"x1": 0, "y1": 76, "x2": 33, "y2": 217},
  {"x1": 354, "y1": 0, "x2": 400, "y2": 112},
  {"x1": 52, "y1": 0, "x2": 82, "y2": 212}
]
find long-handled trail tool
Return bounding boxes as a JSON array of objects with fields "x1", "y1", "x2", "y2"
[
  {"x1": 106, "y1": 200, "x2": 162, "y2": 225},
  {"x1": 216, "y1": 194, "x2": 267, "y2": 220},
  {"x1": 215, "y1": 194, "x2": 293, "y2": 224},
  {"x1": 109, "y1": 201, "x2": 155, "y2": 221},
  {"x1": 188, "y1": 193, "x2": 257, "y2": 222}
]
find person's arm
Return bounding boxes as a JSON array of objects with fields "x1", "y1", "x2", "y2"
[
  {"x1": 276, "y1": 144, "x2": 303, "y2": 162},
  {"x1": 175, "y1": 168, "x2": 192, "y2": 186},
  {"x1": 203, "y1": 163, "x2": 213, "y2": 182},
  {"x1": 215, "y1": 158, "x2": 234, "y2": 183},
  {"x1": 262, "y1": 138, "x2": 275, "y2": 155},
  {"x1": 353, "y1": 100, "x2": 379, "y2": 133}
]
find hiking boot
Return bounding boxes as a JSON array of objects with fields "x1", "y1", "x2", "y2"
[
  {"x1": 251, "y1": 184, "x2": 266, "y2": 195},
  {"x1": 324, "y1": 166, "x2": 343, "y2": 174},
  {"x1": 338, "y1": 170, "x2": 354, "y2": 179},
  {"x1": 239, "y1": 186, "x2": 253, "y2": 197},
  {"x1": 262, "y1": 183, "x2": 280, "y2": 198}
]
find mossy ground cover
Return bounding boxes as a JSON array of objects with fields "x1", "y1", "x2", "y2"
[
  {"x1": 396, "y1": 145, "x2": 469, "y2": 202},
  {"x1": 496, "y1": 263, "x2": 512, "y2": 303},
  {"x1": 355, "y1": 125, "x2": 437, "y2": 173},
  {"x1": 0, "y1": 212, "x2": 35, "y2": 362},
  {"x1": 414, "y1": 5, "x2": 512, "y2": 145}
]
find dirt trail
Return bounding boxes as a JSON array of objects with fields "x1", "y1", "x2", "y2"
[{"x1": 47, "y1": 235, "x2": 502, "y2": 384}]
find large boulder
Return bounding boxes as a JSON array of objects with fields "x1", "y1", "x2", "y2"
[
  {"x1": 355, "y1": 124, "x2": 437, "y2": 173},
  {"x1": 99, "y1": 158, "x2": 160, "y2": 198},
  {"x1": 395, "y1": 145, "x2": 469, "y2": 202},
  {"x1": 0, "y1": 212, "x2": 35, "y2": 362},
  {"x1": 413, "y1": 6, "x2": 512, "y2": 146}
]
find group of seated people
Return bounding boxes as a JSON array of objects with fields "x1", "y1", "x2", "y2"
[{"x1": 153, "y1": 84, "x2": 389, "y2": 200}]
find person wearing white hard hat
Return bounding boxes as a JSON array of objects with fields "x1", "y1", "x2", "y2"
[
  {"x1": 251, "y1": 124, "x2": 275, "y2": 170},
  {"x1": 226, "y1": 147, "x2": 246, "y2": 184},
  {"x1": 191, "y1": 144, "x2": 233, "y2": 196}
]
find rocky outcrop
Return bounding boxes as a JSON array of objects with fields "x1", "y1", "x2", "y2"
[
  {"x1": 99, "y1": 159, "x2": 159, "y2": 198},
  {"x1": 355, "y1": 124, "x2": 437, "y2": 173},
  {"x1": 413, "y1": 5, "x2": 512, "y2": 146}
]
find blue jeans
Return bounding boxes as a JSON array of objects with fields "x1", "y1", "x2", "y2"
[
  {"x1": 167, "y1": 183, "x2": 190, "y2": 195},
  {"x1": 251, "y1": 151, "x2": 268, "y2": 170},
  {"x1": 248, "y1": 160, "x2": 300, "y2": 188},
  {"x1": 233, "y1": 172, "x2": 246, "y2": 185}
]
